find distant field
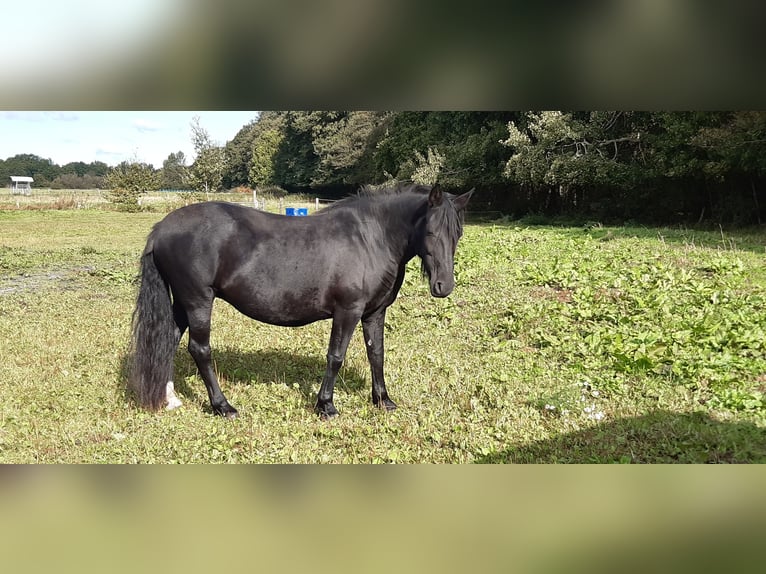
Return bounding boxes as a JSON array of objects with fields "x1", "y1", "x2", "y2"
[
  {"x1": 0, "y1": 206, "x2": 765, "y2": 462},
  {"x1": 0, "y1": 188, "x2": 322, "y2": 214}
]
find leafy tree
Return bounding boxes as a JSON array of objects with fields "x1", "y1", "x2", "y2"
[
  {"x1": 309, "y1": 111, "x2": 389, "y2": 185},
  {"x1": 104, "y1": 160, "x2": 162, "y2": 192},
  {"x1": 500, "y1": 111, "x2": 654, "y2": 215},
  {"x1": 88, "y1": 161, "x2": 110, "y2": 177},
  {"x1": 247, "y1": 111, "x2": 287, "y2": 188},
  {"x1": 271, "y1": 111, "x2": 322, "y2": 188},
  {"x1": 161, "y1": 151, "x2": 188, "y2": 189},
  {"x1": 249, "y1": 126, "x2": 284, "y2": 187},
  {"x1": 61, "y1": 161, "x2": 89, "y2": 177},
  {"x1": 222, "y1": 118, "x2": 259, "y2": 189},
  {"x1": 503, "y1": 111, "x2": 646, "y2": 188},
  {"x1": 657, "y1": 111, "x2": 766, "y2": 223},
  {"x1": 187, "y1": 116, "x2": 225, "y2": 193},
  {"x1": 373, "y1": 112, "x2": 515, "y2": 188},
  {"x1": 248, "y1": 111, "x2": 390, "y2": 189},
  {"x1": 409, "y1": 147, "x2": 446, "y2": 185},
  {"x1": 104, "y1": 160, "x2": 161, "y2": 210},
  {"x1": 498, "y1": 111, "x2": 766, "y2": 222}
]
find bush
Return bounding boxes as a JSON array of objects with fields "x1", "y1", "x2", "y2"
[{"x1": 104, "y1": 188, "x2": 141, "y2": 212}]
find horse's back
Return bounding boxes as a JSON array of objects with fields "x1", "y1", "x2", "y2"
[
  {"x1": 148, "y1": 202, "x2": 351, "y2": 324},
  {"x1": 149, "y1": 203, "x2": 261, "y2": 288},
  {"x1": 153, "y1": 201, "x2": 262, "y2": 236}
]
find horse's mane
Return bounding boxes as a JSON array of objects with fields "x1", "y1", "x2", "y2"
[{"x1": 320, "y1": 182, "x2": 432, "y2": 213}]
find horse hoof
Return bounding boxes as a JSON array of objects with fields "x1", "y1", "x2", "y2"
[
  {"x1": 375, "y1": 398, "x2": 397, "y2": 411},
  {"x1": 214, "y1": 404, "x2": 239, "y2": 419},
  {"x1": 315, "y1": 403, "x2": 339, "y2": 420}
]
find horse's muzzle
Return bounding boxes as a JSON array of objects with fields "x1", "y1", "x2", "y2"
[{"x1": 430, "y1": 277, "x2": 454, "y2": 298}]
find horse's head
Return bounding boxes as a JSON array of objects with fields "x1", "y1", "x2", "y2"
[{"x1": 418, "y1": 185, "x2": 474, "y2": 298}]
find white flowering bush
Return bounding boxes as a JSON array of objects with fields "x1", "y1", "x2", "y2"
[{"x1": 411, "y1": 147, "x2": 446, "y2": 185}]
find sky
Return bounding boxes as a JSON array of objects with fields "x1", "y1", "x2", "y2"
[{"x1": 0, "y1": 111, "x2": 259, "y2": 168}]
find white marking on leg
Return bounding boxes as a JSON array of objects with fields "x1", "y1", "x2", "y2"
[{"x1": 165, "y1": 381, "x2": 183, "y2": 410}]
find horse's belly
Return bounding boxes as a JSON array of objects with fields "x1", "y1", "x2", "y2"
[{"x1": 220, "y1": 287, "x2": 332, "y2": 328}]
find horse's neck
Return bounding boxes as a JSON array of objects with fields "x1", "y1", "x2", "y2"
[{"x1": 377, "y1": 194, "x2": 426, "y2": 261}]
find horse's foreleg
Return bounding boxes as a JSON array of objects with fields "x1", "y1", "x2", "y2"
[
  {"x1": 316, "y1": 310, "x2": 362, "y2": 419},
  {"x1": 186, "y1": 301, "x2": 238, "y2": 419},
  {"x1": 362, "y1": 309, "x2": 397, "y2": 411}
]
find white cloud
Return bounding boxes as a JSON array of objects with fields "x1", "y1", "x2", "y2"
[
  {"x1": 95, "y1": 146, "x2": 126, "y2": 159},
  {"x1": 133, "y1": 118, "x2": 164, "y2": 133},
  {"x1": 48, "y1": 112, "x2": 80, "y2": 122},
  {"x1": 0, "y1": 111, "x2": 79, "y2": 122}
]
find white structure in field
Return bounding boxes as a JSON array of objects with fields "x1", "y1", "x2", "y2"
[{"x1": 10, "y1": 176, "x2": 33, "y2": 195}]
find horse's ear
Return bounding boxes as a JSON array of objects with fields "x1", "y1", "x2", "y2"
[
  {"x1": 428, "y1": 184, "x2": 444, "y2": 207},
  {"x1": 453, "y1": 188, "x2": 474, "y2": 211}
]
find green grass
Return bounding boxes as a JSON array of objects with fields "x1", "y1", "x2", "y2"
[{"x1": 1, "y1": 209, "x2": 765, "y2": 462}]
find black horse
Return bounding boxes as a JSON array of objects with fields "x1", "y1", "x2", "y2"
[{"x1": 128, "y1": 183, "x2": 473, "y2": 419}]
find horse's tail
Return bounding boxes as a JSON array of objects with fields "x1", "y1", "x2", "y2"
[{"x1": 128, "y1": 237, "x2": 177, "y2": 411}]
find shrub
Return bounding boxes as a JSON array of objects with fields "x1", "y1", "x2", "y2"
[{"x1": 104, "y1": 188, "x2": 141, "y2": 212}]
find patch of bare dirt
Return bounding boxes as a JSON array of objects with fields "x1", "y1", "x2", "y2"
[{"x1": 0, "y1": 267, "x2": 95, "y2": 295}]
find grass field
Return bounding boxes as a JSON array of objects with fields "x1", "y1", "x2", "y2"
[{"x1": 1, "y1": 204, "x2": 765, "y2": 462}]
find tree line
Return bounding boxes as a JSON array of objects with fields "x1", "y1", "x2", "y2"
[
  {"x1": 0, "y1": 152, "x2": 190, "y2": 191},
  {"x1": 222, "y1": 111, "x2": 766, "y2": 224},
  {"x1": 5, "y1": 112, "x2": 765, "y2": 224},
  {"x1": 0, "y1": 154, "x2": 109, "y2": 189}
]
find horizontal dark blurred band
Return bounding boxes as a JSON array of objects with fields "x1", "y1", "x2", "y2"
[{"x1": 2, "y1": 0, "x2": 765, "y2": 110}]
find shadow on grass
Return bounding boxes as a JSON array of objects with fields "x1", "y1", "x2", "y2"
[
  {"x1": 479, "y1": 410, "x2": 766, "y2": 463},
  {"x1": 116, "y1": 346, "x2": 369, "y2": 413},
  {"x1": 467, "y1": 213, "x2": 766, "y2": 254},
  {"x1": 174, "y1": 346, "x2": 368, "y2": 401}
]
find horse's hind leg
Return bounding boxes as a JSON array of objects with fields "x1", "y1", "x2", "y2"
[
  {"x1": 173, "y1": 300, "x2": 189, "y2": 345},
  {"x1": 315, "y1": 309, "x2": 363, "y2": 419},
  {"x1": 164, "y1": 301, "x2": 189, "y2": 410},
  {"x1": 185, "y1": 298, "x2": 238, "y2": 418}
]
